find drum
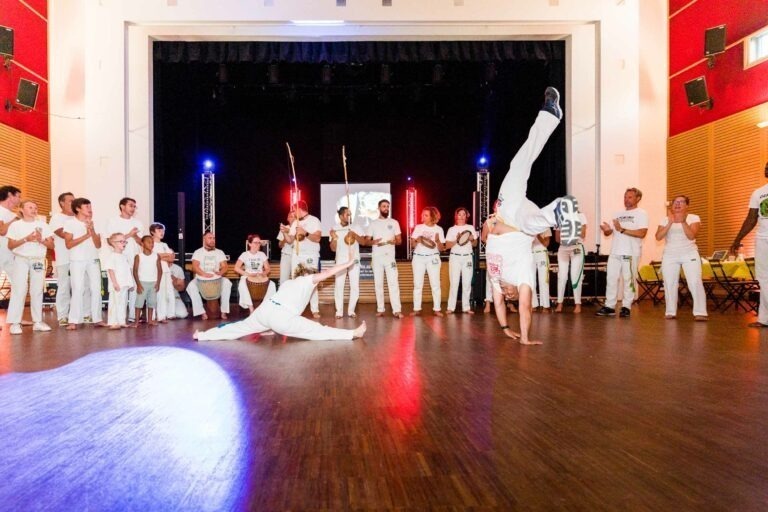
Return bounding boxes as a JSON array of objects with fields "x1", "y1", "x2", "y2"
[
  {"x1": 246, "y1": 275, "x2": 269, "y2": 302},
  {"x1": 198, "y1": 277, "x2": 222, "y2": 301},
  {"x1": 457, "y1": 230, "x2": 473, "y2": 246}
]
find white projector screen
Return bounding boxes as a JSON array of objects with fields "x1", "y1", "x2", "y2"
[{"x1": 319, "y1": 183, "x2": 392, "y2": 236}]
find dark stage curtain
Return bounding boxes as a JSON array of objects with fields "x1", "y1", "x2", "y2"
[{"x1": 154, "y1": 41, "x2": 563, "y2": 64}]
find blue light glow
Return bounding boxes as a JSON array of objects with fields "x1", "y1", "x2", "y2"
[{"x1": 203, "y1": 159, "x2": 215, "y2": 171}]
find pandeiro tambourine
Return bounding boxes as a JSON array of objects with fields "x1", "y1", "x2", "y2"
[
  {"x1": 420, "y1": 235, "x2": 437, "y2": 249},
  {"x1": 456, "y1": 230, "x2": 473, "y2": 246},
  {"x1": 344, "y1": 231, "x2": 356, "y2": 244}
]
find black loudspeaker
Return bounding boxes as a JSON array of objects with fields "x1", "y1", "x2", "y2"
[
  {"x1": 704, "y1": 25, "x2": 726, "y2": 56},
  {"x1": 0, "y1": 26, "x2": 12, "y2": 58},
  {"x1": 16, "y1": 78, "x2": 39, "y2": 109},
  {"x1": 684, "y1": 76, "x2": 712, "y2": 109}
]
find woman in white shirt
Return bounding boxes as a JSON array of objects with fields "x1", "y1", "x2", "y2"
[
  {"x1": 655, "y1": 195, "x2": 707, "y2": 320},
  {"x1": 445, "y1": 207, "x2": 477, "y2": 314},
  {"x1": 235, "y1": 233, "x2": 275, "y2": 312},
  {"x1": 410, "y1": 207, "x2": 446, "y2": 316}
]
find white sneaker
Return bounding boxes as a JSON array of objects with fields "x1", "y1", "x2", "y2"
[
  {"x1": 33, "y1": 322, "x2": 52, "y2": 332},
  {"x1": 9, "y1": 324, "x2": 22, "y2": 335}
]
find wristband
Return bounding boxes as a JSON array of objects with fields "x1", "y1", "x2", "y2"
[{"x1": 500, "y1": 325, "x2": 509, "y2": 330}]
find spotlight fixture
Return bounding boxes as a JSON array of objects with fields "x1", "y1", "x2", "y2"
[{"x1": 476, "y1": 156, "x2": 489, "y2": 172}]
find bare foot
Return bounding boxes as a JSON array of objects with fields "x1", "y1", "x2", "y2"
[
  {"x1": 446, "y1": 310, "x2": 454, "y2": 315},
  {"x1": 465, "y1": 310, "x2": 475, "y2": 315},
  {"x1": 573, "y1": 305, "x2": 582, "y2": 314},
  {"x1": 159, "y1": 319, "x2": 168, "y2": 324},
  {"x1": 108, "y1": 325, "x2": 121, "y2": 330},
  {"x1": 410, "y1": 311, "x2": 421, "y2": 316},
  {"x1": 201, "y1": 313, "x2": 209, "y2": 320},
  {"x1": 393, "y1": 312, "x2": 404, "y2": 319},
  {"x1": 192, "y1": 330, "x2": 200, "y2": 340},
  {"x1": 349, "y1": 313, "x2": 357, "y2": 319},
  {"x1": 352, "y1": 321, "x2": 367, "y2": 339},
  {"x1": 555, "y1": 304, "x2": 563, "y2": 313},
  {"x1": 127, "y1": 323, "x2": 138, "y2": 329},
  {"x1": 335, "y1": 314, "x2": 343, "y2": 319},
  {"x1": 221, "y1": 313, "x2": 228, "y2": 320},
  {"x1": 93, "y1": 322, "x2": 105, "y2": 328},
  {"x1": 312, "y1": 312, "x2": 321, "y2": 319},
  {"x1": 519, "y1": 339, "x2": 543, "y2": 345},
  {"x1": 541, "y1": 308, "x2": 551, "y2": 314},
  {"x1": 483, "y1": 303, "x2": 491, "y2": 314},
  {"x1": 149, "y1": 321, "x2": 158, "y2": 326},
  {"x1": 66, "y1": 324, "x2": 77, "y2": 331},
  {"x1": 434, "y1": 311, "x2": 444, "y2": 317},
  {"x1": 501, "y1": 327, "x2": 520, "y2": 340},
  {"x1": 376, "y1": 312, "x2": 384, "y2": 317},
  {"x1": 694, "y1": 316, "x2": 708, "y2": 322},
  {"x1": 508, "y1": 304, "x2": 518, "y2": 313},
  {"x1": 665, "y1": 315, "x2": 676, "y2": 320}
]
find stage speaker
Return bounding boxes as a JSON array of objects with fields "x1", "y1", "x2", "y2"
[
  {"x1": 16, "y1": 78, "x2": 39, "y2": 109},
  {"x1": 0, "y1": 26, "x2": 12, "y2": 58},
  {"x1": 684, "y1": 76, "x2": 712, "y2": 109},
  {"x1": 704, "y1": 25, "x2": 726, "y2": 56}
]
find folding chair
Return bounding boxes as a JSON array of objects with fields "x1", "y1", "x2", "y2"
[
  {"x1": 637, "y1": 261, "x2": 664, "y2": 305},
  {"x1": 711, "y1": 260, "x2": 757, "y2": 312}
]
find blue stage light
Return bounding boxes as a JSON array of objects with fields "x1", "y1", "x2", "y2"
[{"x1": 203, "y1": 159, "x2": 215, "y2": 171}]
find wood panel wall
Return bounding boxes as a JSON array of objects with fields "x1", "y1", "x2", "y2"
[{"x1": 0, "y1": 123, "x2": 51, "y2": 215}]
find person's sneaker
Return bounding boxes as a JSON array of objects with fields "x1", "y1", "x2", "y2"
[
  {"x1": 619, "y1": 307, "x2": 631, "y2": 318},
  {"x1": 9, "y1": 324, "x2": 23, "y2": 335},
  {"x1": 556, "y1": 195, "x2": 582, "y2": 245},
  {"x1": 58, "y1": 318, "x2": 68, "y2": 326},
  {"x1": 33, "y1": 322, "x2": 52, "y2": 332},
  {"x1": 543, "y1": 86, "x2": 562, "y2": 120},
  {"x1": 595, "y1": 306, "x2": 615, "y2": 317}
]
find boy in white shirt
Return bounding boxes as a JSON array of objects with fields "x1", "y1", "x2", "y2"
[
  {"x1": 150, "y1": 223, "x2": 177, "y2": 322},
  {"x1": 104, "y1": 233, "x2": 136, "y2": 329},
  {"x1": 133, "y1": 235, "x2": 162, "y2": 327},
  {"x1": 63, "y1": 197, "x2": 103, "y2": 330},
  {"x1": 48, "y1": 192, "x2": 77, "y2": 325}
]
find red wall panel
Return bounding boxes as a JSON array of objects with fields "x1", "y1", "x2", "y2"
[
  {"x1": 0, "y1": 0, "x2": 48, "y2": 141},
  {"x1": 669, "y1": 0, "x2": 768, "y2": 136}
]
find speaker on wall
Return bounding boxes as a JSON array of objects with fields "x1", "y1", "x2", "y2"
[
  {"x1": 0, "y1": 26, "x2": 13, "y2": 58},
  {"x1": 16, "y1": 78, "x2": 39, "y2": 109},
  {"x1": 704, "y1": 25, "x2": 726, "y2": 56},
  {"x1": 684, "y1": 76, "x2": 712, "y2": 110}
]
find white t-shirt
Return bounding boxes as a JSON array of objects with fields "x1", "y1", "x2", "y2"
[
  {"x1": 486, "y1": 231, "x2": 535, "y2": 288},
  {"x1": 290, "y1": 214, "x2": 321, "y2": 256},
  {"x1": 152, "y1": 240, "x2": 173, "y2": 272},
  {"x1": 532, "y1": 228, "x2": 552, "y2": 251},
  {"x1": 609, "y1": 208, "x2": 648, "y2": 256},
  {"x1": 136, "y1": 251, "x2": 159, "y2": 282},
  {"x1": 276, "y1": 231, "x2": 293, "y2": 256},
  {"x1": 331, "y1": 223, "x2": 361, "y2": 263},
  {"x1": 660, "y1": 214, "x2": 700, "y2": 255},
  {"x1": 192, "y1": 247, "x2": 227, "y2": 280},
  {"x1": 103, "y1": 216, "x2": 144, "y2": 260},
  {"x1": 271, "y1": 275, "x2": 315, "y2": 316},
  {"x1": 103, "y1": 251, "x2": 135, "y2": 290},
  {"x1": 238, "y1": 250, "x2": 268, "y2": 274},
  {"x1": 0, "y1": 205, "x2": 16, "y2": 261},
  {"x1": 749, "y1": 183, "x2": 768, "y2": 240},
  {"x1": 411, "y1": 223, "x2": 445, "y2": 256},
  {"x1": 367, "y1": 218, "x2": 401, "y2": 260},
  {"x1": 445, "y1": 225, "x2": 477, "y2": 256},
  {"x1": 63, "y1": 217, "x2": 100, "y2": 261},
  {"x1": 7, "y1": 219, "x2": 53, "y2": 258},
  {"x1": 49, "y1": 212, "x2": 75, "y2": 266}
]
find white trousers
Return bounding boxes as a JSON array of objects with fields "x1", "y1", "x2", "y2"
[
  {"x1": 69, "y1": 259, "x2": 103, "y2": 324},
  {"x1": 291, "y1": 254, "x2": 319, "y2": 314},
  {"x1": 237, "y1": 276, "x2": 276, "y2": 309},
  {"x1": 174, "y1": 294, "x2": 189, "y2": 319},
  {"x1": 531, "y1": 250, "x2": 550, "y2": 308},
  {"x1": 108, "y1": 288, "x2": 129, "y2": 326},
  {"x1": 187, "y1": 278, "x2": 232, "y2": 317},
  {"x1": 7, "y1": 257, "x2": 45, "y2": 324},
  {"x1": 196, "y1": 300, "x2": 354, "y2": 341},
  {"x1": 372, "y1": 255, "x2": 402, "y2": 314},
  {"x1": 605, "y1": 254, "x2": 638, "y2": 310},
  {"x1": 557, "y1": 244, "x2": 585, "y2": 304},
  {"x1": 661, "y1": 251, "x2": 707, "y2": 317},
  {"x1": 279, "y1": 252, "x2": 292, "y2": 285},
  {"x1": 155, "y1": 272, "x2": 175, "y2": 321},
  {"x1": 334, "y1": 263, "x2": 360, "y2": 316},
  {"x1": 485, "y1": 271, "x2": 493, "y2": 303},
  {"x1": 55, "y1": 263, "x2": 71, "y2": 321},
  {"x1": 756, "y1": 238, "x2": 768, "y2": 325},
  {"x1": 412, "y1": 254, "x2": 442, "y2": 312},
  {"x1": 447, "y1": 254, "x2": 473, "y2": 312}
]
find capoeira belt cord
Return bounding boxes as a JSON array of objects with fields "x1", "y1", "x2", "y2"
[{"x1": 571, "y1": 243, "x2": 585, "y2": 290}]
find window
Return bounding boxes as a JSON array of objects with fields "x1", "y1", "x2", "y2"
[{"x1": 745, "y1": 28, "x2": 768, "y2": 68}]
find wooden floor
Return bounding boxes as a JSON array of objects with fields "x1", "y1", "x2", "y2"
[{"x1": 1, "y1": 302, "x2": 767, "y2": 511}]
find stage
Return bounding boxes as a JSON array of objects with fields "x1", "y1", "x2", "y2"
[{"x1": 1, "y1": 303, "x2": 766, "y2": 510}]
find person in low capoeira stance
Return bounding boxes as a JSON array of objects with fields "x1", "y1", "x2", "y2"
[
  {"x1": 194, "y1": 256, "x2": 366, "y2": 342},
  {"x1": 485, "y1": 86, "x2": 582, "y2": 345}
]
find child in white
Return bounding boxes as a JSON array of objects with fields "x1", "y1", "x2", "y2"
[
  {"x1": 410, "y1": 207, "x2": 446, "y2": 315},
  {"x1": 330, "y1": 206, "x2": 362, "y2": 318},
  {"x1": 150, "y1": 223, "x2": 176, "y2": 322},
  {"x1": 366, "y1": 200, "x2": 404, "y2": 318},
  {"x1": 6, "y1": 200, "x2": 54, "y2": 333},
  {"x1": 104, "y1": 233, "x2": 135, "y2": 329},
  {"x1": 277, "y1": 211, "x2": 295, "y2": 286},
  {"x1": 598, "y1": 188, "x2": 649, "y2": 316},
  {"x1": 194, "y1": 258, "x2": 367, "y2": 342},
  {"x1": 236, "y1": 234, "x2": 275, "y2": 312},
  {"x1": 445, "y1": 207, "x2": 477, "y2": 314},
  {"x1": 555, "y1": 213, "x2": 588, "y2": 313},
  {"x1": 64, "y1": 198, "x2": 103, "y2": 329},
  {"x1": 48, "y1": 192, "x2": 76, "y2": 325},
  {"x1": 656, "y1": 195, "x2": 707, "y2": 319},
  {"x1": 102, "y1": 198, "x2": 144, "y2": 322},
  {"x1": 133, "y1": 236, "x2": 162, "y2": 326},
  {"x1": 531, "y1": 229, "x2": 552, "y2": 310}
]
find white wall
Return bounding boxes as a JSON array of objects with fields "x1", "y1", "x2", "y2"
[{"x1": 49, "y1": 0, "x2": 668, "y2": 261}]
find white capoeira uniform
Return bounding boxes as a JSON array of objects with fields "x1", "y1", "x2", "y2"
[
  {"x1": 169, "y1": 264, "x2": 189, "y2": 318},
  {"x1": 531, "y1": 229, "x2": 552, "y2": 308},
  {"x1": 749, "y1": 183, "x2": 768, "y2": 325},
  {"x1": 331, "y1": 223, "x2": 361, "y2": 317},
  {"x1": 186, "y1": 247, "x2": 232, "y2": 317},
  {"x1": 236, "y1": 250, "x2": 275, "y2": 309},
  {"x1": 659, "y1": 214, "x2": 707, "y2": 318},
  {"x1": 49, "y1": 212, "x2": 77, "y2": 322},
  {"x1": 103, "y1": 215, "x2": 144, "y2": 321},
  {"x1": 290, "y1": 214, "x2": 322, "y2": 315},
  {"x1": 604, "y1": 208, "x2": 648, "y2": 311},
  {"x1": 411, "y1": 223, "x2": 445, "y2": 312},
  {"x1": 6, "y1": 219, "x2": 53, "y2": 325},
  {"x1": 486, "y1": 110, "x2": 563, "y2": 289},
  {"x1": 367, "y1": 217, "x2": 403, "y2": 314},
  {"x1": 152, "y1": 240, "x2": 175, "y2": 321},
  {"x1": 556, "y1": 213, "x2": 588, "y2": 305},
  {"x1": 196, "y1": 275, "x2": 356, "y2": 341},
  {"x1": 0, "y1": 205, "x2": 17, "y2": 288},
  {"x1": 276, "y1": 231, "x2": 293, "y2": 286},
  {"x1": 104, "y1": 250, "x2": 135, "y2": 326},
  {"x1": 64, "y1": 217, "x2": 103, "y2": 324},
  {"x1": 445, "y1": 224, "x2": 476, "y2": 313}
]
